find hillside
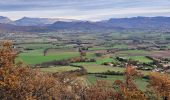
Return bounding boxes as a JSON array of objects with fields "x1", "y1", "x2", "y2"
[{"x1": 102, "y1": 17, "x2": 170, "y2": 30}]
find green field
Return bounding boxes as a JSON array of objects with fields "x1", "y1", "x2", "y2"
[
  {"x1": 17, "y1": 49, "x2": 79, "y2": 64},
  {"x1": 16, "y1": 43, "x2": 76, "y2": 50},
  {"x1": 88, "y1": 47, "x2": 109, "y2": 50},
  {"x1": 118, "y1": 50, "x2": 150, "y2": 54},
  {"x1": 87, "y1": 74, "x2": 148, "y2": 90},
  {"x1": 40, "y1": 66, "x2": 80, "y2": 72},
  {"x1": 122, "y1": 56, "x2": 153, "y2": 63},
  {"x1": 96, "y1": 57, "x2": 116, "y2": 64},
  {"x1": 88, "y1": 44, "x2": 128, "y2": 50},
  {"x1": 112, "y1": 44, "x2": 128, "y2": 49},
  {"x1": 17, "y1": 43, "x2": 57, "y2": 50},
  {"x1": 72, "y1": 63, "x2": 125, "y2": 73}
]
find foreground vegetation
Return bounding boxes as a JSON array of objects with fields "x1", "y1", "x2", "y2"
[{"x1": 0, "y1": 42, "x2": 170, "y2": 100}]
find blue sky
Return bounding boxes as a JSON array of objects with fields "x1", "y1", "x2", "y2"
[{"x1": 0, "y1": 0, "x2": 170, "y2": 21}]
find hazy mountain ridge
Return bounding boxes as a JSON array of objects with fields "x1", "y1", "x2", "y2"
[
  {"x1": 14, "y1": 17, "x2": 78, "y2": 26},
  {"x1": 0, "y1": 16, "x2": 13, "y2": 24},
  {"x1": 102, "y1": 17, "x2": 170, "y2": 29},
  {"x1": 0, "y1": 16, "x2": 170, "y2": 33},
  {"x1": 0, "y1": 23, "x2": 44, "y2": 33},
  {"x1": 50, "y1": 21, "x2": 110, "y2": 30}
]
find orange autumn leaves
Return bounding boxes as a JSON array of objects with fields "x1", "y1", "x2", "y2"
[
  {"x1": 113, "y1": 65, "x2": 146, "y2": 100},
  {"x1": 148, "y1": 72, "x2": 170, "y2": 99},
  {"x1": 0, "y1": 41, "x2": 16, "y2": 68}
]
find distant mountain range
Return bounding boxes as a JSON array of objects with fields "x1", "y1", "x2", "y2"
[
  {"x1": 101, "y1": 17, "x2": 170, "y2": 30},
  {"x1": 0, "y1": 16, "x2": 12, "y2": 24},
  {"x1": 0, "y1": 16, "x2": 78, "y2": 26},
  {"x1": 0, "y1": 16, "x2": 170, "y2": 33},
  {"x1": 14, "y1": 17, "x2": 78, "y2": 26}
]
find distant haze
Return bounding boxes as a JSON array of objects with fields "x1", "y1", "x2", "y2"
[{"x1": 0, "y1": 0, "x2": 170, "y2": 21}]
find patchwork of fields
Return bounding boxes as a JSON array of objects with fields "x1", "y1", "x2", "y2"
[{"x1": 14, "y1": 32, "x2": 170, "y2": 91}]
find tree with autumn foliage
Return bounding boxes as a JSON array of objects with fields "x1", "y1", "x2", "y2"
[
  {"x1": 0, "y1": 41, "x2": 16, "y2": 68},
  {"x1": 113, "y1": 64, "x2": 146, "y2": 100},
  {"x1": 147, "y1": 72, "x2": 170, "y2": 100},
  {"x1": 0, "y1": 41, "x2": 59, "y2": 99},
  {"x1": 83, "y1": 80, "x2": 115, "y2": 100},
  {"x1": 0, "y1": 41, "x2": 84, "y2": 100}
]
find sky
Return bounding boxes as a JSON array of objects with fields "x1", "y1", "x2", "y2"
[{"x1": 0, "y1": 0, "x2": 170, "y2": 21}]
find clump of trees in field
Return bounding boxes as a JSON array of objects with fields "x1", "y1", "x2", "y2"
[
  {"x1": 36, "y1": 57, "x2": 96, "y2": 67},
  {"x1": 0, "y1": 41, "x2": 170, "y2": 100}
]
